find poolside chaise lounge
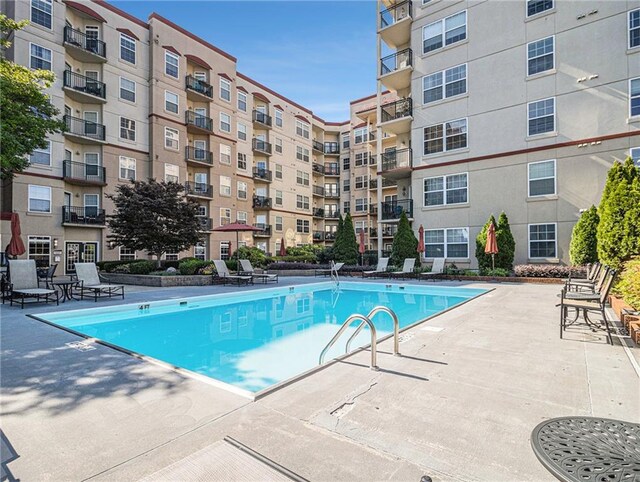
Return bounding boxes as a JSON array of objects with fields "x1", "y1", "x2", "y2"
[
  {"x1": 565, "y1": 264, "x2": 608, "y2": 292},
  {"x1": 387, "y1": 258, "x2": 416, "y2": 279},
  {"x1": 6, "y1": 260, "x2": 59, "y2": 308},
  {"x1": 239, "y1": 259, "x2": 278, "y2": 284},
  {"x1": 314, "y1": 262, "x2": 344, "y2": 277},
  {"x1": 213, "y1": 260, "x2": 253, "y2": 286},
  {"x1": 362, "y1": 257, "x2": 389, "y2": 278},
  {"x1": 420, "y1": 258, "x2": 446, "y2": 281},
  {"x1": 75, "y1": 262, "x2": 125, "y2": 302}
]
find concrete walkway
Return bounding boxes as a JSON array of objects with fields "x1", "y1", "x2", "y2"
[{"x1": 1, "y1": 279, "x2": 638, "y2": 481}]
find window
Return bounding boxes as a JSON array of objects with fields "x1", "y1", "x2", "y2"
[
  {"x1": 119, "y1": 117, "x2": 136, "y2": 141},
  {"x1": 343, "y1": 201, "x2": 351, "y2": 213},
  {"x1": 165, "y1": 91, "x2": 179, "y2": 113},
  {"x1": 342, "y1": 132, "x2": 350, "y2": 149},
  {"x1": 423, "y1": 173, "x2": 468, "y2": 206},
  {"x1": 30, "y1": 43, "x2": 51, "y2": 70},
  {"x1": 529, "y1": 224, "x2": 557, "y2": 258},
  {"x1": 630, "y1": 9, "x2": 640, "y2": 49},
  {"x1": 30, "y1": 140, "x2": 51, "y2": 166},
  {"x1": 28, "y1": 185, "x2": 51, "y2": 212},
  {"x1": 165, "y1": 127, "x2": 179, "y2": 150},
  {"x1": 296, "y1": 195, "x2": 310, "y2": 210},
  {"x1": 355, "y1": 152, "x2": 370, "y2": 166},
  {"x1": 343, "y1": 157, "x2": 351, "y2": 170},
  {"x1": 296, "y1": 170, "x2": 309, "y2": 186},
  {"x1": 165, "y1": 251, "x2": 179, "y2": 262},
  {"x1": 527, "y1": 0, "x2": 553, "y2": 17},
  {"x1": 119, "y1": 156, "x2": 136, "y2": 180},
  {"x1": 237, "y1": 211, "x2": 247, "y2": 224},
  {"x1": 423, "y1": 118, "x2": 468, "y2": 155},
  {"x1": 237, "y1": 123, "x2": 247, "y2": 141},
  {"x1": 165, "y1": 51, "x2": 179, "y2": 78},
  {"x1": 275, "y1": 138, "x2": 283, "y2": 153},
  {"x1": 354, "y1": 127, "x2": 368, "y2": 144},
  {"x1": 237, "y1": 153, "x2": 247, "y2": 170},
  {"x1": 423, "y1": 11, "x2": 466, "y2": 54},
  {"x1": 220, "y1": 208, "x2": 231, "y2": 225},
  {"x1": 220, "y1": 176, "x2": 231, "y2": 196},
  {"x1": 194, "y1": 243, "x2": 206, "y2": 260},
  {"x1": 120, "y1": 33, "x2": 136, "y2": 64},
  {"x1": 296, "y1": 219, "x2": 310, "y2": 233},
  {"x1": 275, "y1": 216, "x2": 283, "y2": 231},
  {"x1": 296, "y1": 146, "x2": 310, "y2": 162},
  {"x1": 631, "y1": 78, "x2": 640, "y2": 117},
  {"x1": 119, "y1": 247, "x2": 136, "y2": 261},
  {"x1": 355, "y1": 176, "x2": 368, "y2": 190},
  {"x1": 425, "y1": 228, "x2": 469, "y2": 258},
  {"x1": 343, "y1": 179, "x2": 350, "y2": 192},
  {"x1": 528, "y1": 98, "x2": 555, "y2": 136},
  {"x1": 164, "y1": 163, "x2": 179, "y2": 183},
  {"x1": 28, "y1": 236, "x2": 51, "y2": 266},
  {"x1": 528, "y1": 160, "x2": 556, "y2": 196},
  {"x1": 527, "y1": 37, "x2": 554, "y2": 76},
  {"x1": 220, "y1": 241, "x2": 231, "y2": 260},
  {"x1": 275, "y1": 109, "x2": 283, "y2": 127},
  {"x1": 119, "y1": 77, "x2": 136, "y2": 102},
  {"x1": 31, "y1": 0, "x2": 52, "y2": 28},
  {"x1": 423, "y1": 64, "x2": 467, "y2": 104},
  {"x1": 295, "y1": 119, "x2": 310, "y2": 139},
  {"x1": 325, "y1": 183, "x2": 339, "y2": 197},
  {"x1": 631, "y1": 147, "x2": 640, "y2": 166},
  {"x1": 220, "y1": 78, "x2": 231, "y2": 101},
  {"x1": 275, "y1": 190, "x2": 283, "y2": 205},
  {"x1": 355, "y1": 198, "x2": 368, "y2": 212},
  {"x1": 219, "y1": 112, "x2": 231, "y2": 133},
  {"x1": 197, "y1": 205, "x2": 207, "y2": 217},
  {"x1": 275, "y1": 164, "x2": 282, "y2": 179},
  {"x1": 237, "y1": 92, "x2": 247, "y2": 111},
  {"x1": 220, "y1": 144, "x2": 231, "y2": 164},
  {"x1": 237, "y1": 181, "x2": 247, "y2": 200}
]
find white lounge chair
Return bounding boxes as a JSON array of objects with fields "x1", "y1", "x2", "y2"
[
  {"x1": 239, "y1": 259, "x2": 278, "y2": 284},
  {"x1": 213, "y1": 260, "x2": 253, "y2": 285},
  {"x1": 7, "y1": 260, "x2": 59, "y2": 308},
  {"x1": 420, "y1": 258, "x2": 446, "y2": 281},
  {"x1": 388, "y1": 258, "x2": 416, "y2": 279},
  {"x1": 75, "y1": 262, "x2": 125, "y2": 301},
  {"x1": 362, "y1": 257, "x2": 389, "y2": 278},
  {"x1": 315, "y1": 262, "x2": 344, "y2": 277}
]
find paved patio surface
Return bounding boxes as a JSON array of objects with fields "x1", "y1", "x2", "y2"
[{"x1": 1, "y1": 278, "x2": 638, "y2": 481}]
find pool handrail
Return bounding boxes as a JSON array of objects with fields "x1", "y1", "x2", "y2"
[
  {"x1": 318, "y1": 314, "x2": 378, "y2": 369},
  {"x1": 345, "y1": 306, "x2": 400, "y2": 356}
]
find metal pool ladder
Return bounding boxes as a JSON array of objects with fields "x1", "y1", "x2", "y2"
[
  {"x1": 330, "y1": 260, "x2": 340, "y2": 290},
  {"x1": 318, "y1": 306, "x2": 400, "y2": 370}
]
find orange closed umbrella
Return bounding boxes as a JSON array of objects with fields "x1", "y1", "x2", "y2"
[
  {"x1": 417, "y1": 224, "x2": 425, "y2": 256},
  {"x1": 7, "y1": 213, "x2": 26, "y2": 257},
  {"x1": 485, "y1": 222, "x2": 498, "y2": 270},
  {"x1": 359, "y1": 229, "x2": 366, "y2": 265}
]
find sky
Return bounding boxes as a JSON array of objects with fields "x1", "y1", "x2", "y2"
[{"x1": 111, "y1": 1, "x2": 379, "y2": 121}]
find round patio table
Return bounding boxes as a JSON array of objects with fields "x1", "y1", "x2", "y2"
[
  {"x1": 51, "y1": 279, "x2": 80, "y2": 303},
  {"x1": 531, "y1": 417, "x2": 640, "y2": 482}
]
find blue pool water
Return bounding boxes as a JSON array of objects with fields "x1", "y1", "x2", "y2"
[{"x1": 38, "y1": 282, "x2": 486, "y2": 394}]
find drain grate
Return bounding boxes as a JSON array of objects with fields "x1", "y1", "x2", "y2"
[{"x1": 65, "y1": 341, "x2": 96, "y2": 352}]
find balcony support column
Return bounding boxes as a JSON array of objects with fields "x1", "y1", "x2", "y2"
[{"x1": 376, "y1": 4, "x2": 383, "y2": 261}]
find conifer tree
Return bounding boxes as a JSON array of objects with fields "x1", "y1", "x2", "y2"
[
  {"x1": 390, "y1": 212, "x2": 419, "y2": 266},
  {"x1": 569, "y1": 205, "x2": 599, "y2": 265}
]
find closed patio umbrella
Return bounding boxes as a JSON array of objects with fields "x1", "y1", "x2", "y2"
[
  {"x1": 279, "y1": 237, "x2": 286, "y2": 257},
  {"x1": 212, "y1": 222, "x2": 262, "y2": 261},
  {"x1": 485, "y1": 222, "x2": 499, "y2": 270},
  {"x1": 359, "y1": 229, "x2": 366, "y2": 265},
  {"x1": 417, "y1": 224, "x2": 425, "y2": 259},
  {"x1": 6, "y1": 213, "x2": 26, "y2": 257}
]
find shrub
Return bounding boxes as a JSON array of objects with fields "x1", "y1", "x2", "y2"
[
  {"x1": 179, "y1": 259, "x2": 210, "y2": 275},
  {"x1": 267, "y1": 262, "x2": 327, "y2": 270},
  {"x1": 286, "y1": 244, "x2": 323, "y2": 259},
  {"x1": 612, "y1": 257, "x2": 640, "y2": 310},
  {"x1": 129, "y1": 260, "x2": 155, "y2": 275},
  {"x1": 161, "y1": 260, "x2": 181, "y2": 269},
  {"x1": 390, "y1": 212, "x2": 419, "y2": 267},
  {"x1": 235, "y1": 246, "x2": 268, "y2": 268},
  {"x1": 514, "y1": 264, "x2": 586, "y2": 278},
  {"x1": 480, "y1": 267, "x2": 510, "y2": 277},
  {"x1": 149, "y1": 270, "x2": 179, "y2": 276},
  {"x1": 333, "y1": 213, "x2": 359, "y2": 265},
  {"x1": 476, "y1": 212, "x2": 515, "y2": 271},
  {"x1": 317, "y1": 246, "x2": 335, "y2": 264},
  {"x1": 569, "y1": 205, "x2": 599, "y2": 266},
  {"x1": 111, "y1": 263, "x2": 131, "y2": 273}
]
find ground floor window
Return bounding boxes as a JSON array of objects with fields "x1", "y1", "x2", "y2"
[
  {"x1": 220, "y1": 241, "x2": 230, "y2": 260},
  {"x1": 28, "y1": 236, "x2": 51, "y2": 266},
  {"x1": 194, "y1": 242, "x2": 206, "y2": 260},
  {"x1": 296, "y1": 219, "x2": 310, "y2": 233},
  {"x1": 119, "y1": 246, "x2": 136, "y2": 261},
  {"x1": 529, "y1": 223, "x2": 556, "y2": 258},
  {"x1": 631, "y1": 147, "x2": 640, "y2": 167},
  {"x1": 424, "y1": 227, "x2": 469, "y2": 259},
  {"x1": 165, "y1": 251, "x2": 178, "y2": 261}
]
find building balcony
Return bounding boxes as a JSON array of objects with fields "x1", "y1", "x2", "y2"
[
  {"x1": 369, "y1": 205, "x2": 378, "y2": 215},
  {"x1": 63, "y1": 26, "x2": 106, "y2": 62},
  {"x1": 313, "y1": 185, "x2": 325, "y2": 197},
  {"x1": 379, "y1": 0, "x2": 412, "y2": 49},
  {"x1": 252, "y1": 138, "x2": 272, "y2": 156},
  {"x1": 252, "y1": 195, "x2": 272, "y2": 209},
  {"x1": 63, "y1": 70, "x2": 106, "y2": 103},
  {"x1": 379, "y1": 48, "x2": 413, "y2": 92},
  {"x1": 252, "y1": 110, "x2": 272, "y2": 128},
  {"x1": 63, "y1": 115, "x2": 105, "y2": 144},
  {"x1": 369, "y1": 178, "x2": 397, "y2": 189},
  {"x1": 380, "y1": 199, "x2": 413, "y2": 221},
  {"x1": 324, "y1": 189, "x2": 340, "y2": 199},
  {"x1": 382, "y1": 227, "x2": 398, "y2": 238},
  {"x1": 312, "y1": 140, "x2": 324, "y2": 153},
  {"x1": 369, "y1": 228, "x2": 378, "y2": 237},
  {"x1": 324, "y1": 164, "x2": 340, "y2": 176},
  {"x1": 198, "y1": 217, "x2": 213, "y2": 231},
  {"x1": 325, "y1": 210, "x2": 340, "y2": 219},
  {"x1": 63, "y1": 160, "x2": 106, "y2": 186},
  {"x1": 324, "y1": 142, "x2": 340, "y2": 156},
  {"x1": 185, "y1": 146, "x2": 213, "y2": 166},
  {"x1": 185, "y1": 75, "x2": 213, "y2": 101},
  {"x1": 186, "y1": 111, "x2": 213, "y2": 134},
  {"x1": 253, "y1": 167, "x2": 273, "y2": 182},
  {"x1": 381, "y1": 148, "x2": 412, "y2": 180},
  {"x1": 312, "y1": 163, "x2": 325, "y2": 175},
  {"x1": 62, "y1": 206, "x2": 106, "y2": 227},
  {"x1": 325, "y1": 231, "x2": 337, "y2": 241},
  {"x1": 312, "y1": 208, "x2": 325, "y2": 218},
  {"x1": 379, "y1": 98, "x2": 412, "y2": 135},
  {"x1": 252, "y1": 224, "x2": 272, "y2": 237},
  {"x1": 185, "y1": 182, "x2": 213, "y2": 199}
]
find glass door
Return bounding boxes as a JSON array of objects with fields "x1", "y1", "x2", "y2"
[
  {"x1": 194, "y1": 140, "x2": 207, "y2": 160},
  {"x1": 84, "y1": 152, "x2": 100, "y2": 179},
  {"x1": 83, "y1": 111, "x2": 98, "y2": 136},
  {"x1": 194, "y1": 172, "x2": 207, "y2": 194},
  {"x1": 65, "y1": 242, "x2": 99, "y2": 274}
]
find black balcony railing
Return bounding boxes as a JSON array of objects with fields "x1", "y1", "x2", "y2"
[
  {"x1": 185, "y1": 146, "x2": 213, "y2": 165},
  {"x1": 62, "y1": 206, "x2": 106, "y2": 225},
  {"x1": 253, "y1": 167, "x2": 272, "y2": 181},
  {"x1": 380, "y1": 199, "x2": 413, "y2": 220},
  {"x1": 380, "y1": 48, "x2": 413, "y2": 76},
  {"x1": 185, "y1": 110, "x2": 213, "y2": 132},
  {"x1": 369, "y1": 205, "x2": 378, "y2": 215},
  {"x1": 253, "y1": 223, "x2": 272, "y2": 237},
  {"x1": 185, "y1": 182, "x2": 213, "y2": 198},
  {"x1": 325, "y1": 231, "x2": 337, "y2": 240},
  {"x1": 324, "y1": 142, "x2": 340, "y2": 155},
  {"x1": 313, "y1": 231, "x2": 325, "y2": 241},
  {"x1": 312, "y1": 163, "x2": 325, "y2": 175},
  {"x1": 381, "y1": 148, "x2": 412, "y2": 172},
  {"x1": 252, "y1": 195, "x2": 272, "y2": 209},
  {"x1": 63, "y1": 70, "x2": 106, "y2": 99},
  {"x1": 312, "y1": 140, "x2": 324, "y2": 153},
  {"x1": 380, "y1": 0, "x2": 412, "y2": 29},
  {"x1": 324, "y1": 164, "x2": 340, "y2": 176},
  {"x1": 252, "y1": 110, "x2": 272, "y2": 127},
  {"x1": 185, "y1": 75, "x2": 213, "y2": 99},
  {"x1": 198, "y1": 217, "x2": 213, "y2": 231},
  {"x1": 382, "y1": 227, "x2": 398, "y2": 237},
  {"x1": 370, "y1": 178, "x2": 398, "y2": 189},
  {"x1": 313, "y1": 185, "x2": 325, "y2": 197},
  {"x1": 63, "y1": 26, "x2": 106, "y2": 58},
  {"x1": 64, "y1": 115, "x2": 105, "y2": 141},
  {"x1": 63, "y1": 160, "x2": 106, "y2": 184},
  {"x1": 312, "y1": 208, "x2": 325, "y2": 218},
  {"x1": 252, "y1": 138, "x2": 272, "y2": 155},
  {"x1": 381, "y1": 98, "x2": 413, "y2": 123},
  {"x1": 324, "y1": 188, "x2": 340, "y2": 198},
  {"x1": 325, "y1": 210, "x2": 340, "y2": 219},
  {"x1": 369, "y1": 228, "x2": 378, "y2": 237}
]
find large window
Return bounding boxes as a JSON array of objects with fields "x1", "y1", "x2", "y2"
[
  {"x1": 423, "y1": 118, "x2": 468, "y2": 155},
  {"x1": 220, "y1": 176, "x2": 231, "y2": 196},
  {"x1": 30, "y1": 43, "x2": 51, "y2": 70},
  {"x1": 295, "y1": 119, "x2": 310, "y2": 139},
  {"x1": 220, "y1": 78, "x2": 231, "y2": 101},
  {"x1": 119, "y1": 117, "x2": 136, "y2": 141},
  {"x1": 355, "y1": 176, "x2": 368, "y2": 190},
  {"x1": 296, "y1": 170, "x2": 309, "y2": 186},
  {"x1": 528, "y1": 160, "x2": 556, "y2": 196},
  {"x1": 220, "y1": 112, "x2": 231, "y2": 133},
  {"x1": 527, "y1": 37, "x2": 554, "y2": 76},
  {"x1": 165, "y1": 91, "x2": 178, "y2": 114},
  {"x1": 355, "y1": 198, "x2": 368, "y2": 212},
  {"x1": 119, "y1": 77, "x2": 136, "y2": 102},
  {"x1": 424, "y1": 228, "x2": 469, "y2": 258},
  {"x1": 164, "y1": 163, "x2": 179, "y2": 183},
  {"x1": 296, "y1": 195, "x2": 310, "y2": 210},
  {"x1": 423, "y1": 173, "x2": 468, "y2": 206},
  {"x1": 630, "y1": 9, "x2": 640, "y2": 49},
  {"x1": 119, "y1": 247, "x2": 136, "y2": 261},
  {"x1": 237, "y1": 181, "x2": 247, "y2": 200},
  {"x1": 28, "y1": 185, "x2": 51, "y2": 212},
  {"x1": 30, "y1": 140, "x2": 51, "y2": 166},
  {"x1": 237, "y1": 92, "x2": 247, "y2": 112},
  {"x1": 529, "y1": 223, "x2": 557, "y2": 258},
  {"x1": 296, "y1": 219, "x2": 310, "y2": 233},
  {"x1": 423, "y1": 64, "x2": 467, "y2": 104},
  {"x1": 165, "y1": 50, "x2": 179, "y2": 78},
  {"x1": 28, "y1": 236, "x2": 51, "y2": 266},
  {"x1": 354, "y1": 127, "x2": 368, "y2": 144},
  {"x1": 296, "y1": 146, "x2": 310, "y2": 162},
  {"x1": 528, "y1": 98, "x2": 555, "y2": 136},
  {"x1": 164, "y1": 127, "x2": 179, "y2": 150},
  {"x1": 120, "y1": 33, "x2": 136, "y2": 64},
  {"x1": 237, "y1": 153, "x2": 247, "y2": 170},
  {"x1": 31, "y1": 0, "x2": 52, "y2": 28},
  {"x1": 631, "y1": 78, "x2": 640, "y2": 117},
  {"x1": 527, "y1": 0, "x2": 553, "y2": 17},
  {"x1": 119, "y1": 156, "x2": 136, "y2": 180},
  {"x1": 423, "y1": 11, "x2": 467, "y2": 54}
]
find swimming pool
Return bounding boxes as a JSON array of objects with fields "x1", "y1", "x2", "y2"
[{"x1": 36, "y1": 282, "x2": 487, "y2": 397}]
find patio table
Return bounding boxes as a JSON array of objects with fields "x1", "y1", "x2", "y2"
[
  {"x1": 531, "y1": 416, "x2": 640, "y2": 482},
  {"x1": 51, "y1": 279, "x2": 80, "y2": 303}
]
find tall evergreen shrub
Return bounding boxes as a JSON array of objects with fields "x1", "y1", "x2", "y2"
[
  {"x1": 390, "y1": 212, "x2": 419, "y2": 266},
  {"x1": 569, "y1": 205, "x2": 599, "y2": 265}
]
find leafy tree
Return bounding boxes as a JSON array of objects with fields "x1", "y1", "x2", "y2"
[
  {"x1": 390, "y1": 212, "x2": 419, "y2": 266},
  {"x1": 0, "y1": 15, "x2": 65, "y2": 179},
  {"x1": 107, "y1": 180, "x2": 203, "y2": 267},
  {"x1": 333, "y1": 213, "x2": 358, "y2": 265},
  {"x1": 569, "y1": 205, "x2": 599, "y2": 265},
  {"x1": 475, "y1": 212, "x2": 515, "y2": 271}
]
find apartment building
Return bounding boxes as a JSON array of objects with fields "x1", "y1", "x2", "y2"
[{"x1": 375, "y1": 0, "x2": 640, "y2": 267}]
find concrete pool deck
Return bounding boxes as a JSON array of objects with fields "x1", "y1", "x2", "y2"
[{"x1": 1, "y1": 278, "x2": 638, "y2": 481}]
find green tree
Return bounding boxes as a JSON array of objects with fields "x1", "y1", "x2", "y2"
[
  {"x1": 0, "y1": 15, "x2": 66, "y2": 179},
  {"x1": 569, "y1": 205, "x2": 599, "y2": 265},
  {"x1": 107, "y1": 180, "x2": 203, "y2": 267},
  {"x1": 333, "y1": 213, "x2": 358, "y2": 265},
  {"x1": 475, "y1": 212, "x2": 515, "y2": 271},
  {"x1": 390, "y1": 212, "x2": 419, "y2": 266}
]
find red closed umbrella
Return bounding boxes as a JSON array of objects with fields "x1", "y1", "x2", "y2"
[
  {"x1": 485, "y1": 222, "x2": 499, "y2": 270},
  {"x1": 212, "y1": 222, "x2": 262, "y2": 261},
  {"x1": 6, "y1": 213, "x2": 26, "y2": 257},
  {"x1": 279, "y1": 237, "x2": 286, "y2": 257},
  {"x1": 358, "y1": 230, "x2": 366, "y2": 265},
  {"x1": 417, "y1": 224, "x2": 425, "y2": 257}
]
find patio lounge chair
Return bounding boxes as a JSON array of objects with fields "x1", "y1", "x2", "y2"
[
  {"x1": 388, "y1": 258, "x2": 416, "y2": 279},
  {"x1": 564, "y1": 262, "x2": 602, "y2": 289},
  {"x1": 314, "y1": 262, "x2": 344, "y2": 277},
  {"x1": 213, "y1": 260, "x2": 253, "y2": 286},
  {"x1": 75, "y1": 262, "x2": 125, "y2": 302},
  {"x1": 560, "y1": 268, "x2": 614, "y2": 302},
  {"x1": 362, "y1": 257, "x2": 389, "y2": 278},
  {"x1": 239, "y1": 259, "x2": 278, "y2": 284},
  {"x1": 6, "y1": 260, "x2": 59, "y2": 308},
  {"x1": 420, "y1": 258, "x2": 446, "y2": 281},
  {"x1": 565, "y1": 265, "x2": 608, "y2": 292},
  {"x1": 37, "y1": 263, "x2": 57, "y2": 289}
]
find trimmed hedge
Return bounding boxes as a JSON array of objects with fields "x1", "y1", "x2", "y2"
[
  {"x1": 129, "y1": 260, "x2": 155, "y2": 275},
  {"x1": 178, "y1": 259, "x2": 210, "y2": 275},
  {"x1": 514, "y1": 264, "x2": 586, "y2": 278},
  {"x1": 612, "y1": 257, "x2": 640, "y2": 310}
]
